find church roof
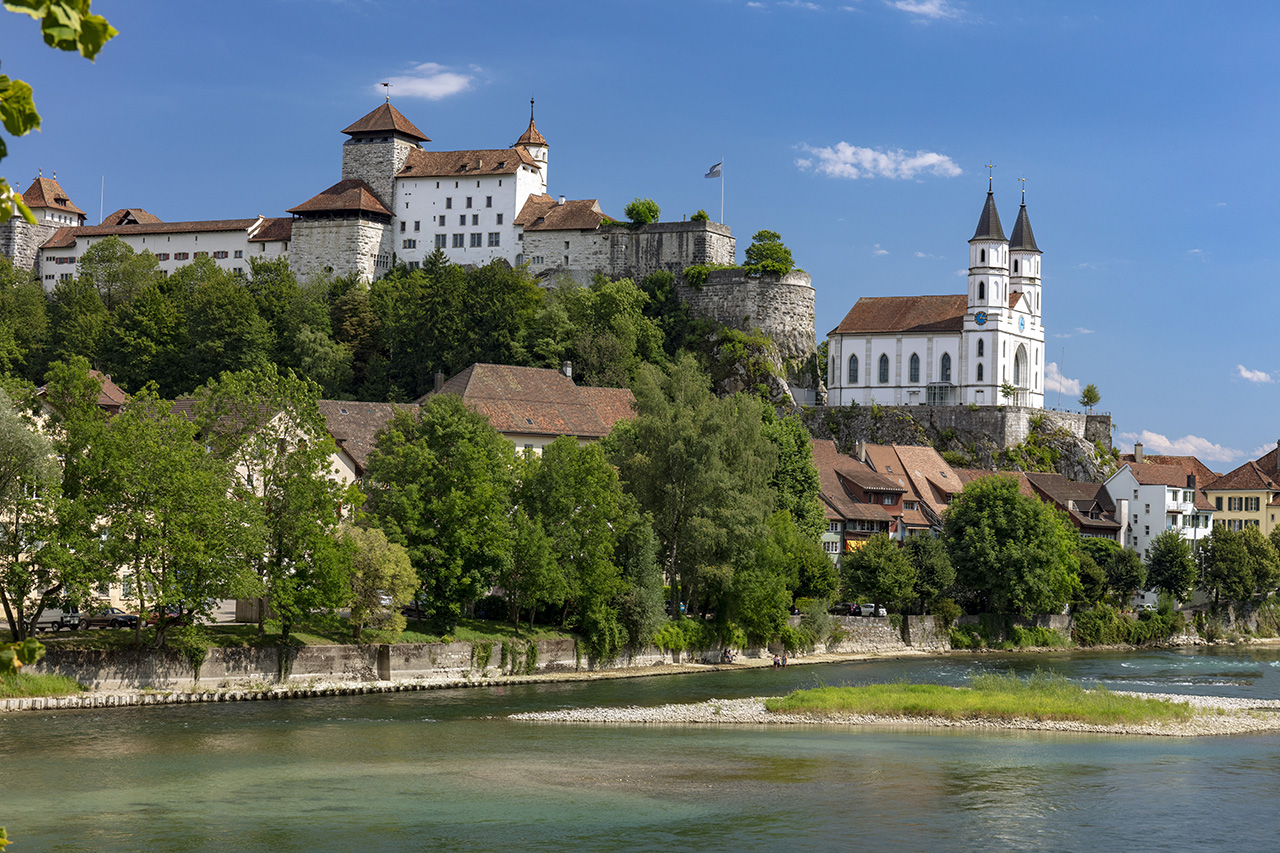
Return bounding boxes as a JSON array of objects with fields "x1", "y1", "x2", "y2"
[
  {"x1": 827, "y1": 294, "x2": 966, "y2": 337},
  {"x1": 22, "y1": 175, "x2": 84, "y2": 215},
  {"x1": 341, "y1": 102, "x2": 430, "y2": 142},
  {"x1": 970, "y1": 190, "x2": 1006, "y2": 242},
  {"x1": 398, "y1": 146, "x2": 538, "y2": 178},
  {"x1": 515, "y1": 195, "x2": 606, "y2": 231},
  {"x1": 1009, "y1": 203, "x2": 1040, "y2": 253},
  {"x1": 287, "y1": 179, "x2": 392, "y2": 217},
  {"x1": 516, "y1": 115, "x2": 548, "y2": 147},
  {"x1": 100, "y1": 208, "x2": 162, "y2": 226}
]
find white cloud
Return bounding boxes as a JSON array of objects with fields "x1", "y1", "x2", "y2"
[
  {"x1": 914, "y1": 251, "x2": 941, "y2": 259},
  {"x1": 1251, "y1": 442, "x2": 1278, "y2": 458},
  {"x1": 954, "y1": 268, "x2": 967, "y2": 277},
  {"x1": 1237, "y1": 364, "x2": 1273, "y2": 384},
  {"x1": 888, "y1": 0, "x2": 960, "y2": 19},
  {"x1": 796, "y1": 142, "x2": 962, "y2": 180},
  {"x1": 781, "y1": 0, "x2": 821, "y2": 8},
  {"x1": 378, "y1": 62, "x2": 475, "y2": 101},
  {"x1": 1043, "y1": 362, "x2": 1080, "y2": 397},
  {"x1": 1051, "y1": 327, "x2": 1092, "y2": 340},
  {"x1": 1075, "y1": 327, "x2": 1093, "y2": 335},
  {"x1": 1117, "y1": 430, "x2": 1241, "y2": 465},
  {"x1": 873, "y1": 244, "x2": 889, "y2": 256},
  {"x1": 747, "y1": 1, "x2": 765, "y2": 6}
]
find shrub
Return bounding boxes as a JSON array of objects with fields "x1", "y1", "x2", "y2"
[
  {"x1": 690, "y1": 209, "x2": 710, "y2": 221},
  {"x1": 624, "y1": 197, "x2": 660, "y2": 224},
  {"x1": 930, "y1": 598, "x2": 962, "y2": 630},
  {"x1": 743, "y1": 230, "x2": 793, "y2": 275}
]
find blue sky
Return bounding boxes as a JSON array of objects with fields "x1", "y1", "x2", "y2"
[{"x1": 2, "y1": 0, "x2": 1277, "y2": 471}]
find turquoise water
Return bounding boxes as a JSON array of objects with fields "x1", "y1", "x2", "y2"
[{"x1": 5, "y1": 647, "x2": 1280, "y2": 851}]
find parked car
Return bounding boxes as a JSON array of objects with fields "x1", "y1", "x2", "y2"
[
  {"x1": 33, "y1": 608, "x2": 82, "y2": 632},
  {"x1": 146, "y1": 608, "x2": 193, "y2": 628},
  {"x1": 860, "y1": 603, "x2": 887, "y2": 617},
  {"x1": 80, "y1": 606, "x2": 139, "y2": 630},
  {"x1": 829, "y1": 603, "x2": 857, "y2": 616}
]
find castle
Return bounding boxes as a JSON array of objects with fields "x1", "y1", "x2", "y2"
[{"x1": 825, "y1": 182, "x2": 1045, "y2": 409}]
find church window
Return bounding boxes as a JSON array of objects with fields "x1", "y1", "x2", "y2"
[
  {"x1": 1013, "y1": 259, "x2": 1019, "y2": 273},
  {"x1": 435, "y1": 234, "x2": 447, "y2": 248},
  {"x1": 878, "y1": 354, "x2": 889, "y2": 384},
  {"x1": 452, "y1": 234, "x2": 464, "y2": 248},
  {"x1": 977, "y1": 339, "x2": 984, "y2": 357},
  {"x1": 488, "y1": 232, "x2": 501, "y2": 246},
  {"x1": 470, "y1": 233, "x2": 482, "y2": 247},
  {"x1": 978, "y1": 280, "x2": 984, "y2": 300},
  {"x1": 497, "y1": 213, "x2": 504, "y2": 225},
  {"x1": 909, "y1": 353, "x2": 920, "y2": 383},
  {"x1": 848, "y1": 354, "x2": 858, "y2": 384},
  {"x1": 980, "y1": 249, "x2": 986, "y2": 263},
  {"x1": 940, "y1": 353, "x2": 952, "y2": 382},
  {"x1": 977, "y1": 363, "x2": 984, "y2": 382},
  {"x1": 446, "y1": 198, "x2": 453, "y2": 209}
]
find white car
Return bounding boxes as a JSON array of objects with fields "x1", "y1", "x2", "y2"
[{"x1": 860, "y1": 603, "x2": 887, "y2": 617}]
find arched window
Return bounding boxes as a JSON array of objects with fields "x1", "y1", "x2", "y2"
[
  {"x1": 940, "y1": 353, "x2": 952, "y2": 382},
  {"x1": 980, "y1": 248, "x2": 986, "y2": 264},
  {"x1": 830, "y1": 356, "x2": 838, "y2": 385},
  {"x1": 978, "y1": 280, "x2": 985, "y2": 301},
  {"x1": 878, "y1": 354, "x2": 889, "y2": 384},
  {"x1": 977, "y1": 339, "x2": 984, "y2": 357},
  {"x1": 848, "y1": 354, "x2": 858, "y2": 384},
  {"x1": 909, "y1": 353, "x2": 920, "y2": 383},
  {"x1": 1013, "y1": 259, "x2": 1019, "y2": 273},
  {"x1": 1014, "y1": 344, "x2": 1028, "y2": 387},
  {"x1": 977, "y1": 363, "x2": 984, "y2": 382}
]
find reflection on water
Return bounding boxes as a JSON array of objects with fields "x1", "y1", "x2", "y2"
[{"x1": 4, "y1": 647, "x2": 1280, "y2": 851}]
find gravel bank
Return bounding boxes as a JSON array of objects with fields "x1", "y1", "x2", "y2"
[{"x1": 510, "y1": 693, "x2": 1280, "y2": 737}]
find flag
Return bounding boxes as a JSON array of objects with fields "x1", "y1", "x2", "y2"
[{"x1": 704, "y1": 162, "x2": 722, "y2": 179}]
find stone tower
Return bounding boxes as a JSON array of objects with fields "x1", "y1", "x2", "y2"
[{"x1": 340, "y1": 100, "x2": 430, "y2": 210}]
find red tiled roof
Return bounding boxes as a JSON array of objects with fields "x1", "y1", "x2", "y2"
[
  {"x1": 341, "y1": 102, "x2": 430, "y2": 142},
  {"x1": 427, "y1": 364, "x2": 634, "y2": 441},
  {"x1": 810, "y1": 439, "x2": 903, "y2": 525},
  {"x1": 287, "y1": 179, "x2": 392, "y2": 217},
  {"x1": 317, "y1": 400, "x2": 413, "y2": 477},
  {"x1": 515, "y1": 194, "x2": 606, "y2": 231},
  {"x1": 398, "y1": 146, "x2": 538, "y2": 179},
  {"x1": 22, "y1": 175, "x2": 84, "y2": 215},
  {"x1": 40, "y1": 218, "x2": 272, "y2": 250},
  {"x1": 249, "y1": 217, "x2": 293, "y2": 243},
  {"x1": 828, "y1": 295, "x2": 967, "y2": 337},
  {"x1": 1024, "y1": 471, "x2": 1121, "y2": 533},
  {"x1": 1206, "y1": 449, "x2": 1280, "y2": 491},
  {"x1": 1118, "y1": 453, "x2": 1219, "y2": 486},
  {"x1": 1122, "y1": 461, "x2": 1216, "y2": 511},
  {"x1": 100, "y1": 208, "x2": 161, "y2": 226},
  {"x1": 515, "y1": 115, "x2": 548, "y2": 147}
]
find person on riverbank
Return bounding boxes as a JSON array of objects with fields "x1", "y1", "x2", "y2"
[
  {"x1": 781, "y1": 653, "x2": 787, "y2": 667},
  {"x1": 772, "y1": 654, "x2": 781, "y2": 669}
]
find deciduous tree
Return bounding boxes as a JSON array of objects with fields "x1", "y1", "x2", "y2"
[
  {"x1": 842, "y1": 534, "x2": 916, "y2": 612},
  {"x1": 342, "y1": 525, "x2": 417, "y2": 641},
  {"x1": 1144, "y1": 529, "x2": 1197, "y2": 601}
]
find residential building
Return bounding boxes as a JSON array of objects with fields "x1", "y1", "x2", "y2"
[
  {"x1": 861, "y1": 442, "x2": 962, "y2": 534},
  {"x1": 826, "y1": 182, "x2": 1045, "y2": 408},
  {"x1": 1103, "y1": 458, "x2": 1215, "y2": 560},
  {"x1": 1024, "y1": 471, "x2": 1123, "y2": 541},
  {"x1": 810, "y1": 439, "x2": 904, "y2": 561},
  {"x1": 1203, "y1": 441, "x2": 1280, "y2": 534}
]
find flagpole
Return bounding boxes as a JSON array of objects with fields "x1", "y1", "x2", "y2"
[{"x1": 720, "y1": 155, "x2": 724, "y2": 224}]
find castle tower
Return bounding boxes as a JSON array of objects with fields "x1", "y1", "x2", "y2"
[
  {"x1": 340, "y1": 100, "x2": 430, "y2": 210},
  {"x1": 967, "y1": 179, "x2": 1009, "y2": 312},
  {"x1": 514, "y1": 99, "x2": 549, "y2": 193},
  {"x1": 1008, "y1": 190, "x2": 1042, "y2": 320}
]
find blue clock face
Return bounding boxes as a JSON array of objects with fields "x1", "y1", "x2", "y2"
[
  {"x1": 1019, "y1": 316, "x2": 1025, "y2": 331},
  {"x1": 975, "y1": 311, "x2": 987, "y2": 326}
]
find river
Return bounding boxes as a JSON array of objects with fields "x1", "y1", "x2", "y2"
[{"x1": 4, "y1": 646, "x2": 1280, "y2": 851}]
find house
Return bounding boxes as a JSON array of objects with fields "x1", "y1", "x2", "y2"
[
  {"x1": 1103, "y1": 456, "x2": 1215, "y2": 560},
  {"x1": 36, "y1": 369, "x2": 128, "y2": 417},
  {"x1": 810, "y1": 439, "x2": 904, "y2": 561},
  {"x1": 424, "y1": 362, "x2": 634, "y2": 455},
  {"x1": 862, "y1": 442, "x2": 962, "y2": 534},
  {"x1": 316, "y1": 400, "x2": 413, "y2": 486},
  {"x1": 1202, "y1": 441, "x2": 1280, "y2": 534},
  {"x1": 1024, "y1": 471, "x2": 1123, "y2": 541},
  {"x1": 826, "y1": 182, "x2": 1045, "y2": 408}
]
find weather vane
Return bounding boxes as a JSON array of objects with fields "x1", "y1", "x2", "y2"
[
  {"x1": 1019, "y1": 175, "x2": 1027, "y2": 202},
  {"x1": 382, "y1": 81, "x2": 391, "y2": 102},
  {"x1": 985, "y1": 162, "x2": 996, "y2": 191}
]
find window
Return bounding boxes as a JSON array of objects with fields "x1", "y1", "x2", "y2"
[
  {"x1": 488, "y1": 232, "x2": 501, "y2": 246},
  {"x1": 909, "y1": 353, "x2": 920, "y2": 383},
  {"x1": 466, "y1": 197, "x2": 473, "y2": 208},
  {"x1": 977, "y1": 339, "x2": 984, "y2": 357},
  {"x1": 1246, "y1": 497, "x2": 1260, "y2": 512},
  {"x1": 847, "y1": 354, "x2": 858, "y2": 384},
  {"x1": 1228, "y1": 497, "x2": 1243, "y2": 511},
  {"x1": 452, "y1": 234, "x2": 464, "y2": 248},
  {"x1": 1215, "y1": 496, "x2": 1223, "y2": 510},
  {"x1": 1145, "y1": 504, "x2": 1150, "y2": 514},
  {"x1": 1183, "y1": 491, "x2": 1193, "y2": 502},
  {"x1": 976, "y1": 363, "x2": 984, "y2": 382},
  {"x1": 940, "y1": 353, "x2": 952, "y2": 382},
  {"x1": 213, "y1": 251, "x2": 228, "y2": 259},
  {"x1": 459, "y1": 215, "x2": 466, "y2": 226},
  {"x1": 400, "y1": 221, "x2": 406, "y2": 233},
  {"x1": 402, "y1": 239, "x2": 417, "y2": 249},
  {"x1": 1246, "y1": 518, "x2": 1260, "y2": 527},
  {"x1": 470, "y1": 233, "x2": 482, "y2": 247},
  {"x1": 1013, "y1": 259, "x2": 1019, "y2": 273},
  {"x1": 156, "y1": 253, "x2": 170, "y2": 261},
  {"x1": 194, "y1": 251, "x2": 208, "y2": 258},
  {"x1": 827, "y1": 522, "x2": 841, "y2": 533},
  {"x1": 486, "y1": 196, "x2": 493, "y2": 208},
  {"x1": 824, "y1": 541, "x2": 840, "y2": 554},
  {"x1": 980, "y1": 248, "x2": 986, "y2": 263},
  {"x1": 174, "y1": 252, "x2": 189, "y2": 260},
  {"x1": 435, "y1": 234, "x2": 447, "y2": 248},
  {"x1": 496, "y1": 213, "x2": 504, "y2": 226},
  {"x1": 234, "y1": 250, "x2": 243, "y2": 258},
  {"x1": 880, "y1": 495, "x2": 895, "y2": 506},
  {"x1": 472, "y1": 214, "x2": 479, "y2": 226},
  {"x1": 878, "y1": 354, "x2": 889, "y2": 384},
  {"x1": 445, "y1": 197, "x2": 452, "y2": 209},
  {"x1": 1144, "y1": 525, "x2": 1150, "y2": 536},
  {"x1": 414, "y1": 221, "x2": 420, "y2": 232},
  {"x1": 978, "y1": 280, "x2": 985, "y2": 300}
]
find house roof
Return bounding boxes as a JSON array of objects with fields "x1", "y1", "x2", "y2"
[
  {"x1": 100, "y1": 208, "x2": 162, "y2": 226},
  {"x1": 515, "y1": 194, "x2": 606, "y2": 231},
  {"x1": 248, "y1": 217, "x2": 293, "y2": 243},
  {"x1": 41, "y1": 217, "x2": 275, "y2": 250},
  {"x1": 1024, "y1": 471, "x2": 1121, "y2": 532},
  {"x1": 37, "y1": 369, "x2": 127, "y2": 413},
  {"x1": 955, "y1": 467, "x2": 1038, "y2": 499},
  {"x1": 1009, "y1": 202, "x2": 1040, "y2": 253},
  {"x1": 1120, "y1": 461, "x2": 1216, "y2": 511},
  {"x1": 427, "y1": 364, "x2": 634, "y2": 440},
  {"x1": 1206, "y1": 449, "x2": 1280, "y2": 492},
  {"x1": 970, "y1": 190, "x2": 1006, "y2": 242},
  {"x1": 287, "y1": 179, "x2": 392, "y2": 217},
  {"x1": 858, "y1": 443, "x2": 952, "y2": 528},
  {"x1": 398, "y1": 145, "x2": 538, "y2": 179},
  {"x1": 22, "y1": 175, "x2": 84, "y2": 215},
  {"x1": 809, "y1": 439, "x2": 900, "y2": 525},
  {"x1": 317, "y1": 400, "x2": 412, "y2": 477},
  {"x1": 828, "y1": 294, "x2": 967, "y2": 337},
  {"x1": 1117, "y1": 453, "x2": 1220, "y2": 488},
  {"x1": 341, "y1": 102, "x2": 430, "y2": 142}
]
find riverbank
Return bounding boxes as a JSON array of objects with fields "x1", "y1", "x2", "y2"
[{"x1": 510, "y1": 692, "x2": 1280, "y2": 737}]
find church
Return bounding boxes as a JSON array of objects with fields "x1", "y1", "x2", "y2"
[{"x1": 825, "y1": 183, "x2": 1045, "y2": 409}]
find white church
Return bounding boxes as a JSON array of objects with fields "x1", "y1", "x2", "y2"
[{"x1": 826, "y1": 183, "x2": 1045, "y2": 409}]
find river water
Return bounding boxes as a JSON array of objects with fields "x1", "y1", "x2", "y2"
[{"x1": 5, "y1": 646, "x2": 1280, "y2": 852}]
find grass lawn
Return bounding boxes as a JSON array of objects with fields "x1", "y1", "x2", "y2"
[
  {"x1": 0, "y1": 672, "x2": 86, "y2": 699},
  {"x1": 764, "y1": 671, "x2": 1195, "y2": 726}
]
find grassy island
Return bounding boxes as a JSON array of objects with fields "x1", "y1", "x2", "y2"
[{"x1": 764, "y1": 672, "x2": 1195, "y2": 727}]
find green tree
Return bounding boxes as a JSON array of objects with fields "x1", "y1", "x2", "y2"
[
  {"x1": 182, "y1": 265, "x2": 272, "y2": 387},
  {"x1": 842, "y1": 534, "x2": 916, "y2": 612},
  {"x1": 743, "y1": 230, "x2": 793, "y2": 275},
  {"x1": 365, "y1": 394, "x2": 516, "y2": 632},
  {"x1": 101, "y1": 282, "x2": 184, "y2": 395},
  {"x1": 342, "y1": 525, "x2": 418, "y2": 641},
  {"x1": 761, "y1": 409, "x2": 825, "y2": 541},
  {"x1": 1242, "y1": 525, "x2": 1280, "y2": 594},
  {"x1": 76, "y1": 234, "x2": 161, "y2": 311},
  {"x1": 613, "y1": 509, "x2": 665, "y2": 649},
  {"x1": 942, "y1": 475, "x2": 1081, "y2": 617},
  {"x1": 904, "y1": 534, "x2": 955, "y2": 612},
  {"x1": 1078, "y1": 383, "x2": 1101, "y2": 411},
  {"x1": 0, "y1": 257, "x2": 47, "y2": 379},
  {"x1": 499, "y1": 507, "x2": 562, "y2": 632},
  {"x1": 1197, "y1": 525, "x2": 1253, "y2": 606},
  {"x1": 539, "y1": 276, "x2": 666, "y2": 388},
  {"x1": 47, "y1": 277, "x2": 108, "y2": 364},
  {"x1": 1081, "y1": 538, "x2": 1145, "y2": 603},
  {"x1": 1075, "y1": 550, "x2": 1107, "y2": 604},
  {"x1": 624, "y1": 197, "x2": 660, "y2": 224}
]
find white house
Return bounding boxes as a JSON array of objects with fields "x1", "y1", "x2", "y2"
[
  {"x1": 1104, "y1": 459, "x2": 1215, "y2": 561},
  {"x1": 826, "y1": 184, "x2": 1046, "y2": 408}
]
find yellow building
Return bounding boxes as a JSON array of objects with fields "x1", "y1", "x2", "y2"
[{"x1": 1203, "y1": 444, "x2": 1280, "y2": 535}]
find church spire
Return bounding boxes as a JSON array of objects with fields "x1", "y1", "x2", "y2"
[
  {"x1": 970, "y1": 187, "x2": 1006, "y2": 242},
  {"x1": 1009, "y1": 197, "x2": 1040, "y2": 253},
  {"x1": 516, "y1": 98, "x2": 548, "y2": 147}
]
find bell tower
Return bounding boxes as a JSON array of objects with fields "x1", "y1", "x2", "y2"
[{"x1": 967, "y1": 172, "x2": 1009, "y2": 313}]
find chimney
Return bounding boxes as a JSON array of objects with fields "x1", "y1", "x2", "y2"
[
  {"x1": 856, "y1": 440, "x2": 867, "y2": 464},
  {"x1": 558, "y1": 195, "x2": 565, "y2": 205},
  {"x1": 434, "y1": 370, "x2": 445, "y2": 393},
  {"x1": 1134, "y1": 441, "x2": 1144, "y2": 464},
  {"x1": 561, "y1": 361, "x2": 573, "y2": 379}
]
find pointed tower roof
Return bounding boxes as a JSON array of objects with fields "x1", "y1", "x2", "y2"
[
  {"x1": 22, "y1": 174, "x2": 84, "y2": 215},
  {"x1": 1009, "y1": 202, "x2": 1040, "y2": 253},
  {"x1": 515, "y1": 98, "x2": 548, "y2": 147},
  {"x1": 341, "y1": 102, "x2": 430, "y2": 142},
  {"x1": 969, "y1": 190, "x2": 1006, "y2": 242}
]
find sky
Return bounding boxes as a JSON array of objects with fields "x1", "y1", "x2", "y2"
[{"x1": 1, "y1": 0, "x2": 1277, "y2": 473}]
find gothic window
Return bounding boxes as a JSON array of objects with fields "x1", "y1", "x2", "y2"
[
  {"x1": 977, "y1": 363, "x2": 984, "y2": 382},
  {"x1": 977, "y1": 339, "x2": 984, "y2": 357},
  {"x1": 878, "y1": 354, "x2": 889, "y2": 384},
  {"x1": 848, "y1": 354, "x2": 858, "y2": 384},
  {"x1": 1014, "y1": 344, "x2": 1028, "y2": 386},
  {"x1": 909, "y1": 353, "x2": 920, "y2": 383},
  {"x1": 980, "y1": 249, "x2": 986, "y2": 264},
  {"x1": 831, "y1": 357, "x2": 838, "y2": 385},
  {"x1": 1013, "y1": 259, "x2": 1019, "y2": 273},
  {"x1": 978, "y1": 280, "x2": 985, "y2": 300},
  {"x1": 940, "y1": 353, "x2": 952, "y2": 382}
]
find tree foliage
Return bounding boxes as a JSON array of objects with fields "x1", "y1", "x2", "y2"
[
  {"x1": 761, "y1": 409, "x2": 825, "y2": 541},
  {"x1": 1078, "y1": 383, "x2": 1101, "y2": 410},
  {"x1": 904, "y1": 534, "x2": 955, "y2": 612},
  {"x1": 743, "y1": 230, "x2": 793, "y2": 276},
  {"x1": 623, "y1": 197, "x2": 660, "y2": 224},
  {"x1": 1145, "y1": 528, "x2": 1197, "y2": 601},
  {"x1": 342, "y1": 525, "x2": 418, "y2": 641},
  {"x1": 842, "y1": 535, "x2": 916, "y2": 612}
]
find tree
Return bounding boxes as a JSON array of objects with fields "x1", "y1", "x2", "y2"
[
  {"x1": 942, "y1": 475, "x2": 1081, "y2": 618},
  {"x1": 101, "y1": 282, "x2": 184, "y2": 395},
  {"x1": 743, "y1": 230, "x2": 793, "y2": 275},
  {"x1": 1145, "y1": 528, "x2": 1197, "y2": 601},
  {"x1": 1242, "y1": 525, "x2": 1280, "y2": 594},
  {"x1": 498, "y1": 507, "x2": 562, "y2": 633},
  {"x1": 182, "y1": 265, "x2": 272, "y2": 387},
  {"x1": 1197, "y1": 526, "x2": 1253, "y2": 606},
  {"x1": 1081, "y1": 537, "x2": 1145, "y2": 603},
  {"x1": 999, "y1": 381, "x2": 1017, "y2": 401},
  {"x1": 0, "y1": 257, "x2": 47, "y2": 380},
  {"x1": 77, "y1": 235, "x2": 161, "y2": 311},
  {"x1": 624, "y1": 197, "x2": 660, "y2": 224},
  {"x1": 342, "y1": 525, "x2": 418, "y2": 641},
  {"x1": 761, "y1": 409, "x2": 825, "y2": 541},
  {"x1": 47, "y1": 277, "x2": 108, "y2": 365},
  {"x1": 365, "y1": 394, "x2": 516, "y2": 632},
  {"x1": 904, "y1": 534, "x2": 955, "y2": 612},
  {"x1": 842, "y1": 535, "x2": 916, "y2": 612},
  {"x1": 539, "y1": 276, "x2": 666, "y2": 388},
  {"x1": 1078, "y1": 383, "x2": 1101, "y2": 412}
]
